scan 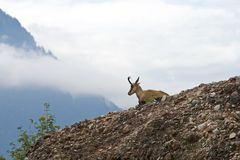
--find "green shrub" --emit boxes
[0,155,6,160]
[9,103,60,160]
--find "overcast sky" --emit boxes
[0,0,240,107]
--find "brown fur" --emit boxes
[128,77,168,105]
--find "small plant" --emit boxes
[9,103,60,160]
[0,155,6,160]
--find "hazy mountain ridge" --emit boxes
[0,8,56,58]
[27,76,240,160]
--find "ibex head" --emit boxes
[128,76,140,96]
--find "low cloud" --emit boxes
[161,0,240,9]
[0,44,129,107]
[0,0,240,107]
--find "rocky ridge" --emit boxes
[27,76,240,160]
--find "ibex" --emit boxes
[128,76,169,105]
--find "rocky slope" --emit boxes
[27,76,240,160]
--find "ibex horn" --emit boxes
[135,77,140,83]
[128,76,132,85]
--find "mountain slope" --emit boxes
[0,87,120,159]
[0,8,56,58]
[27,76,240,160]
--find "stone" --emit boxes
[236,77,240,86]
[231,153,240,160]
[230,91,240,104]
[185,133,200,143]
[88,123,94,129]
[229,132,236,139]
[212,128,219,135]
[161,95,167,102]
[198,122,207,130]
[226,102,231,107]
[196,90,202,96]
[189,117,194,124]
[214,105,221,110]
[210,92,216,98]
[192,100,199,104]
[164,153,173,160]
[191,100,199,107]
